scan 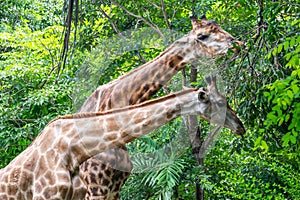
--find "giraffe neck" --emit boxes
[50,88,204,168]
[79,35,207,113]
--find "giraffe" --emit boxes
[76,15,243,199]
[0,76,245,199]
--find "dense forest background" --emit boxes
[0,0,299,199]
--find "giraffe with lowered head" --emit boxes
[76,15,243,199]
[0,76,245,199]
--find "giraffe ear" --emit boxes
[199,14,208,27]
[190,15,202,30]
[206,75,218,94]
[198,89,209,102]
[191,14,208,29]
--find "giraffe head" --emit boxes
[198,76,245,135]
[189,14,242,57]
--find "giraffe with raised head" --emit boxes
[0,76,245,199]
[76,15,243,199]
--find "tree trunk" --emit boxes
[182,65,205,200]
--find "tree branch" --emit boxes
[181,68,187,86]
[160,0,171,30]
[145,0,160,9]
[111,0,165,38]
[38,39,57,69]
[170,0,186,22]
[99,2,125,38]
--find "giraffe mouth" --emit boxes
[234,124,246,135]
[225,117,246,136]
[229,41,243,53]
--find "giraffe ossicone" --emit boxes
[0,76,245,199]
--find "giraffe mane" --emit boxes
[99,34,191,86]
[50,88,199,124]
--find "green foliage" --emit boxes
[198,130,300,199]
[210,1,300,198]
[1,0,300,199]
[263,31,300,164]
[264,70,300,145]
[0,23,76,168]
[212,152,300,199]
[122,119,191,200]
[0,0,63,30]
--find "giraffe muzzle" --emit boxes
[229,40,243,53]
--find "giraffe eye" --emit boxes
[217,100,226,107]
[197,34,209,40]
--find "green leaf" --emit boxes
[291,54,299,66]
[282,132,291,147]
[263,91,270,97]
[281,100,287,107]
[254,136,262,148]
[291,19,300,26]
[291,84,299,94]
[267,112,277,123]
[285,114,290,122]
[297,36,300,44]
[272,48,277,56]
[285,52,292,61]
[284,41,289,50]
[287,90,294,100]
[296,121,300,131]
[290,135,296,144]
[266,52,272,59]
[292,129,298,137]
[278,117,284,126]
[260,140,269,152]
[277,44,283,53]
[288,119,296,130]
[290,37,296,47]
